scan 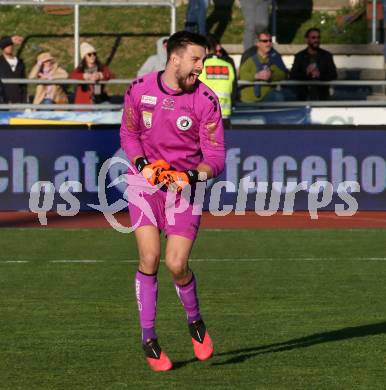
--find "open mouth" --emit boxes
[188,71,200,83]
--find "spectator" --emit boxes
[28,52,68,105]
[0,79,5,103]
[199,34,236,119]
[70,42,114,104]
[211,37,237,87]
[239,31,288,103]
[137,37,168,77]
[206,0,234,43]
[0,35,27,103]
[185,0,208,35]
[290,28,337,100]
[240,0,271,51]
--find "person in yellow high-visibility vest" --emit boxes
[199,35,236,119]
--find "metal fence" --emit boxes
[1,78,386,110]
[0,0,177,67]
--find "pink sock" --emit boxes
[174,273,201,324]
[135,270,158,343]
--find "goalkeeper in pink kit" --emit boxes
[120,31,225,371]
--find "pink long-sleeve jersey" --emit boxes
[120,71,225,177]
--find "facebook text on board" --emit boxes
[1,147,383,195]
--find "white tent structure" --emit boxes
[0,0,177,66]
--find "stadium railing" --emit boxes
[2,78,386,109]
[0,0,177,67]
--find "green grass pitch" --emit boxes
[1,228,386,389]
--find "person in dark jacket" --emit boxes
[206,0,234,43]
[290,28,337,100]
[0,35,27,103]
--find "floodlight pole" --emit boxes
[372,0,377,43]
[171,0,176,34]
[74,4,80,67]
[271,0,277,43]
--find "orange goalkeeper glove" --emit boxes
[158,169,204,193]
[134,157,170,186]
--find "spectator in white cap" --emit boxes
[29,51,69,105]
[70,41,114,104]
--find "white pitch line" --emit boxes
[191,257,386,262]
[50,260,105,263]
[1,257,386,264]
[2,260,30,263]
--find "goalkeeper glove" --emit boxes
[134,157,170,186]
[158,169,205,193]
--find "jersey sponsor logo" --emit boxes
[141,95,157,105]
[180,105,194,114]
[162,97,175,110]
[205,65,229,80]
[135,279,142,311]
[142,111,152,128]
[176,116,193,131]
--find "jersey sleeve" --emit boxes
[120,84,144,162]
[199,91,226,177]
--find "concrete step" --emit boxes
[222,43,384,55]
[313,0,358,11]
[338,68,386,79]
[367,92,386,99]
[278,0,357,12]
[226,43,386,79]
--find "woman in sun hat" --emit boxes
[28,51,68,105]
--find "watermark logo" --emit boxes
[28,156,361,233]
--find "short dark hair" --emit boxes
[166,31,209,62]
[0,36,13,49]
[305,27,320,38]
[257,31,272,39]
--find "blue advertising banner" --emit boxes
[0,107,309,126]
[0,127,385,211]
[231,107,310,126]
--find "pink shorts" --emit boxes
[128,189,201,241]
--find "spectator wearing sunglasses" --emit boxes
[239,31,287,102]
[290,28,337,100]
[199,34,236,119]
[70,42,114,105]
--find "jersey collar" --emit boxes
[157,71,187,96]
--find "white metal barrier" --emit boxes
[0,0,177,67]
[3,78,386,86]
[1,78,386,109]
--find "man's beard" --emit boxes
[176,71,198,93]
[310,42,320,50]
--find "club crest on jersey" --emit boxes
[176,116,192,131]
[142,111,152,128]
[162,98,175,110]
[141,95,157,105]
